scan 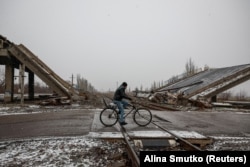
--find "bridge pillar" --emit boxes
[28,71,34,100]
[4,64,14,102]
[211,95,217,102]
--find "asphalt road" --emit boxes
[0,109,250,140]
[152,110,250,136]
[93,110,250,136]
[0,110,95,140]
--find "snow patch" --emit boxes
[0,136,125,166]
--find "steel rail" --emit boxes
[150,120,202,151]
[116,124,140,167]
[123,99,201,151]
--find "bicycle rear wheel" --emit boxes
[133,108,152,126]
[100,108,119,126]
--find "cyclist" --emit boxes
[113,82,132,125]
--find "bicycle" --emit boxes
[100,98,152,127]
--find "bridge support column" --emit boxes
[28,71,34,100]
[211,95,217,102]
[4,64,14,103]
[19,64,25,106]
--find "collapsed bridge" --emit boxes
[1,34,250,107]
[159,64,250,100]
[0,35,78,102]
[135,64,250,109]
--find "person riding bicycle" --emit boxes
[113,82,132,125]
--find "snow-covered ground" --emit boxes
[0,104,101,116]
[0,104,249,166]
[0,136,126,167]
[1,134,249,167]
[207,136,250,151]
[0,105,126,166]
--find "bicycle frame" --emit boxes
[123,104,137,118]
[110,102,136,118]
[100,98,152,126]
[103,97,146,119]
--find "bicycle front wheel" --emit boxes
[100,108,119,127]
[133,108,152,126]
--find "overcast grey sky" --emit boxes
[1,0,250,92]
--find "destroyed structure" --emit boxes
[0,35,79,104]
[1,34,250,109]
[135,64,250,109]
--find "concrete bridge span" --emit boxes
[0,35,78,102]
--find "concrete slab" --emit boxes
[88,132,123,139]
[128,130,172,138]
[170,130,207,139]
[88,130,207,139]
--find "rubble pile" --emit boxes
[133,91,212,111]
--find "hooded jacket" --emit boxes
[113,85,131,101]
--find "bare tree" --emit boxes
[168,75,179,84]
[76,74,96,92]
[140,84,143,91]
[235,90,247,101]
[33,82,52,93]
[151,81,157,91]
[185,57,197,76]
[218,91,232,101]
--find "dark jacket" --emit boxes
[113,86,131,101]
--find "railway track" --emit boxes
[117,123,140,167]
[149,120,202,151]
[115,117,203,167]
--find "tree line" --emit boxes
[148,57,202,91]
[75,74,96,93]
[0,67,96,94]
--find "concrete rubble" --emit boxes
[133,64,250,111]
